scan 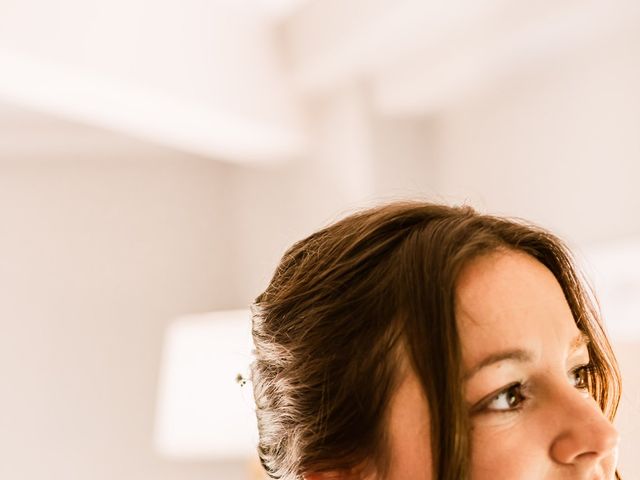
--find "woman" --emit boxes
[250,202,621,479]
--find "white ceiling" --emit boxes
[1,0,639,164]
[0,0,307,164]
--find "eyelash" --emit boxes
[474,364,593,414]
[570,363,593,391]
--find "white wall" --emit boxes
[430,28,640,245]
[0,126,248,479]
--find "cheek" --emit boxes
[386,406,432,480]
[385,375,433,480]
[470,418,548,480]
[470,411,620,479]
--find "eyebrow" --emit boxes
[464,349,534,381]
[464,332,590,382]
[569,331,590,353]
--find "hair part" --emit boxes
[250,201,621,479]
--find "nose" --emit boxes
[549,388,620,467]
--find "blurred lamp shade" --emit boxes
[154,309,257,460]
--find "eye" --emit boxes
[569,364,592,391]
[478,382,529,413]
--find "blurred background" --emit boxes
[1,0,639,478]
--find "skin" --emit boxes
[454,250,619,479]
[306,250,619,480]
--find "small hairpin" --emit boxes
[235,373,247,387]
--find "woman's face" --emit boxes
[384,250,619,479]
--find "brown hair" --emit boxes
[250,201,621,479]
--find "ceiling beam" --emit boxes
[0,1,306,164]
[283,0,640,114]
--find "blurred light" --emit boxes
[582,239,640,341]
[154,310,257,460]
[213,0,308,20]
[251,0,308,19]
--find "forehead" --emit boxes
[455,250,581,365]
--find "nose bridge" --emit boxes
[548,380,620,465]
